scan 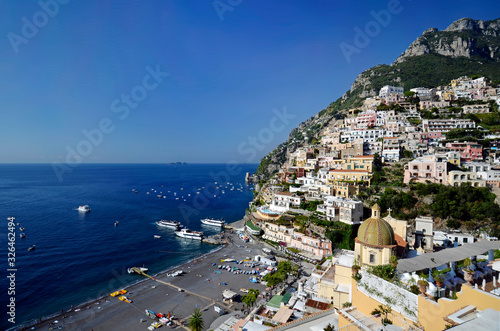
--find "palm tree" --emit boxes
[188,308,204,331]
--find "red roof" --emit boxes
[305,299,329,310]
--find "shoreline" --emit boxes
[13,221,249,331]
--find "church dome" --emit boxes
[357,204,395,246]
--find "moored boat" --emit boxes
[77,205,91,212]
[175,228,203,240]
[201,218,225,227]
[155,220,181,230]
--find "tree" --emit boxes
[188,308,204,331]
[242,289,260,308]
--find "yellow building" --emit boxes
[354,204,397,266]
[317,250,355,309]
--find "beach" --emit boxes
[22,220,272,331]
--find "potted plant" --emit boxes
[462,258,474,286]
[417,279,429,296]
[352,263,361,276]
[390,255,398,268]
[434,274,444,287]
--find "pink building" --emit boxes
[404,155,448,184]
[419,132,443,144]
[445,142,483,161]
[356,111,377,129]
[290,232,332,257]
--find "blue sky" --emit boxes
[0,0,498,164]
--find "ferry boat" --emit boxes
[175,228,203,240]
[77,205,91,212]
[200,218,225,227]
[155,220,181,230]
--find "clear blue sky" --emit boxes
[0,0,498,163]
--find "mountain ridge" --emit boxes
[254,17,500,179]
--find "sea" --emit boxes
[0,163,257,330]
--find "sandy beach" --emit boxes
[20,220,273,331]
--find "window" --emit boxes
[463,238,468,243]
[369,254,375,263]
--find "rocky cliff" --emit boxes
[394,18,500,63]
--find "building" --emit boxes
[381,137,401,162]
[448,170,486,187]
[269,191,302,213]
[445,141,483,161]
[290,232,333,257]
[379,85,404,98]
[354,204,397,266]
[322,196,364,225]
[403,155,448,184]
[422,118,476,132]
[463,104,490,114]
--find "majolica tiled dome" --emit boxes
[357,204,395,246]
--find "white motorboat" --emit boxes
[156,220,181,230]
[200,218,225,227]
[77,205,91,212]
[175,228,203,240]
[154,235,161,239]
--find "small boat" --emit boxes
[157,195,163,198]
[132,189,138,193]
[77,205,91,212]
[114,221,119,226]
[156,220,181,230]
[28,245,35,251]
[128,267,148,274]
[175,228,203,240]
[201,218,225,227]
[20,233,26,239]
[110,289,127,297]
[119,295,132,303]
[154,235,161,239]
[20,227,25,231]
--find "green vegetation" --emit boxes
[241,289,260,308]
[299,200,322,211]
[376,183,500,237]
[326,222,358,250]
[445,128,484,140]
[368,264,397,282]
[262,260,297,286]
[188,308,204,331]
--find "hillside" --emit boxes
[254,17,500,179]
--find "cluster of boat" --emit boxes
[154,218,225,240]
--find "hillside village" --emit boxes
[235,75,500,330]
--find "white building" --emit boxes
[379,85,404,98]
[340,128,393,143]
[433,231,475,246]
[269,191,302,213]
[410,87,432,97]
[322,196,364,225]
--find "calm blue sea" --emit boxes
[0,163,256,329]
